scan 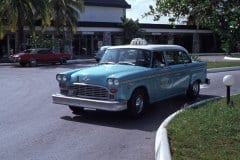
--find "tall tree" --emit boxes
[0,0,49,52]
[145,0,240,53]
[0,0,84,53]
[121,16,145,44]
[49,0,84,35]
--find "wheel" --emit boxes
[20,62,27,67]
[69,106,85,115]
[187,81,200,100]
[29,59,37,67]
[127,89,148,118]
[59,59,66,65]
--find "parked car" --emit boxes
[52,39,209,118]
[9,48,72,67]
[94,46,111,62]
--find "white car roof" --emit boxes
[108,44,188,53]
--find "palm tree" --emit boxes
[0,0,49,52]
[0,0,84,53]
[49,0,84,35]
[48,0,84,53]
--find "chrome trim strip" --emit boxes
[73,83,108,90]
[52,94,127,111]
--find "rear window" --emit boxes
[165,50,191,65]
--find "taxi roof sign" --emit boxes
[130,38,148,45]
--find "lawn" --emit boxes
[207,61,240,68]
[167,95,240,160]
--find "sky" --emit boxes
[125,0,169,24]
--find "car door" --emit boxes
[39,49,54,63]
[34,49,47,63]
[151,51,173,101]
[165,50,191,95]
[45,50,56,62]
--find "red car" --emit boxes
[9,48,72,67]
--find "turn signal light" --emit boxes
[59,83,66,89]
[110,88,117,94]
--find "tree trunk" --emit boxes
[15,26,24,53]
[15,18,25,53]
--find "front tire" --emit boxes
[187,81,200,100]
[69,106,85,115]
[59,59,66,65]
[127,89,148,118]
[20,62,27,67]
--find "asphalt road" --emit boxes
[0,62,239,160]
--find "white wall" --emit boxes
[79,6,125,23]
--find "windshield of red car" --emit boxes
[23,49,33,53]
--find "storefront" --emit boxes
[0,22,220,58]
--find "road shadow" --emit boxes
[61,94,218,132]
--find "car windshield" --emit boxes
[100,46,110,51]
[23,49,34,53]
[100,48,152,67]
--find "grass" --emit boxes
[167,95,240,160]
[207,61,240,68]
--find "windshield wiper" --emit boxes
[118,62,135,66]
[100,62,115,65]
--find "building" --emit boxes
[0,0,219,58]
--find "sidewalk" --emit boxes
[0,56,96,66]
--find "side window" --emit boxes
[165,50,191,65]
[136,50,151,67]
[153,51,165,68]
[165,50,180,65]
[37,50,45,54]
[38,49,50,54]
[178,51,191,64]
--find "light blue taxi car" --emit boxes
[52,39,209,118]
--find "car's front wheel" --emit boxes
[59,59,66,65]
[20,62,27,67]
[69,106,85,115]
[187,80,200,100]
[127,89,148,118]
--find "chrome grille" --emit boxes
[68,83,109,100]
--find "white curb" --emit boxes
[224,56,240,61]
[155,97,221,160]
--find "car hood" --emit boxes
[13,53,27,57]
[69,64,149,86]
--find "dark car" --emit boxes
[94,46,111,62]
[9,48,72,67]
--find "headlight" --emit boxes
[56,74,68,82]
[108,78,119,86]
[114,79,119,85]
[108,79,114,85]
[56,74,62,81]
[62,75,67,81]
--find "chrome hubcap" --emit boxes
[135,96,144,113]
[193,82,199,95]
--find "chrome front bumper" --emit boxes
[52,94,127,111]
